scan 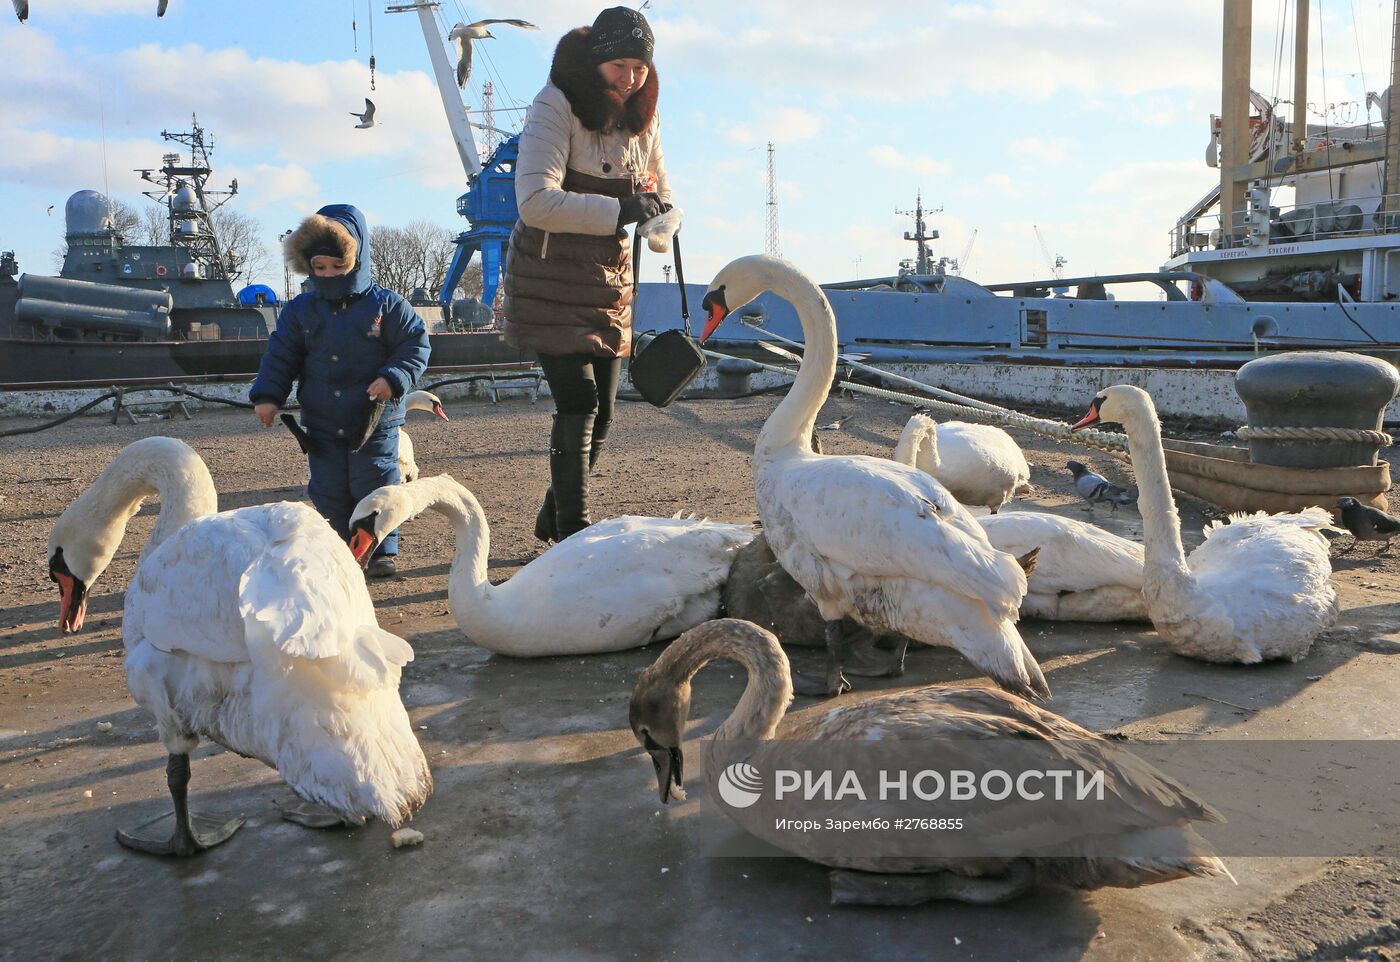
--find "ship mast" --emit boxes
[896,192,940,275]
[1219,0,1400,242]
[136,115,239,280]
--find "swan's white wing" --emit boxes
[979,512,1144,593]
[1185,517,1338,658]
[477,517,756,654]
[235,503,407,683]
[124,511,264,665]
[770,454,1025,612]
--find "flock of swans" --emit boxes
[46,253,1344,903]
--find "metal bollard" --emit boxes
[716,357,764,397]
[1234,351,1399,467]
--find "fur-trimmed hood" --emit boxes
[285,204,372,300]
[549,27,658,134]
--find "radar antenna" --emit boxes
[136,114,239,280]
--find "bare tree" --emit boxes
[370,221,463,298]
[108,199,142,243]
[136,203,170,246]
[210,208,272,285]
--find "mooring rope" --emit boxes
[701,347,1133,454]
[1234,425,1393,445]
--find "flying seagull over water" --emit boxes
[449,19,538,87]
[12,0,27,23]
[350,98,376,129]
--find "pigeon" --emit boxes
[12,0,26,23]
[350,98,376,129]
[157,0,168,15]
[448,18,538,87]
[816,415,853,431]
[1335,496,1400,554]
[1066,459,1137,511]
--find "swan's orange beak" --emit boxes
[699,287,729,343]
[348,515,379,567]
[49,549,87,634]
[433,403,449,421]
[1070,403,1100,432]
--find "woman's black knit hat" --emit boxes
[589,6,653,65]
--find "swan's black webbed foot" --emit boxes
[116,754,244,857]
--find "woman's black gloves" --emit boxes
[617,192,664,229]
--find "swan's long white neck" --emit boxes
[753,263,839,464]
[387,476,492,605]
[1116,394,1191,584]
[893,415,939,470]
[57,439,217,579]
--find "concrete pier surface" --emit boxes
[2,394,1398,961]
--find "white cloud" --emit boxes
[984,173,1021,197]
[1006,137,1074,163]
[728,106,823,145]
[868,145,953,177]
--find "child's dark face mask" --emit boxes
[311,267,360,302]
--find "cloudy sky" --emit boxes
[0,0,1394,293]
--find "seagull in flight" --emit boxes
[449,19,538,87]
[350,98,376,130]
[11,0,27,23]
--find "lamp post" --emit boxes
[278,228,293,303]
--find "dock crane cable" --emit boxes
[368,0,377,90]
[351,0,358,52]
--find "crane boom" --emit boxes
[387,1,482,178]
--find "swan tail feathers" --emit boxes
[262,669,432,828]
[970,623,1050,701]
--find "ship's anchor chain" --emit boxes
[1234,425,1393,446]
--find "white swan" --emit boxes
[348,475,757,657]
[894,413,1032,512]
[47,437,431,855]
[399,389,449,484]
[976,513,1148,622]
[1073,385,1339,662]
[699,255,1047,699]
[888,418,1148,622]
[631,620,1231,904]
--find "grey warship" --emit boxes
[0,118,522,388]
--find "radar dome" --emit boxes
[65,190,115,237]
[172,185,198,213]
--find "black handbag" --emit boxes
[628,230,706,407]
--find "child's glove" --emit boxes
[617,192,664,229]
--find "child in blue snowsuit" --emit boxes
[250,204,431,577]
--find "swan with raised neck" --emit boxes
[1073,384,1338,662]
[699,254,1047,698]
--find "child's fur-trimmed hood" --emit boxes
[549,26,658,134]
[285,213,360,277]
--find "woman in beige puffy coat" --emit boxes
[502,6,671,542]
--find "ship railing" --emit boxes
[1169,191,1400,257]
